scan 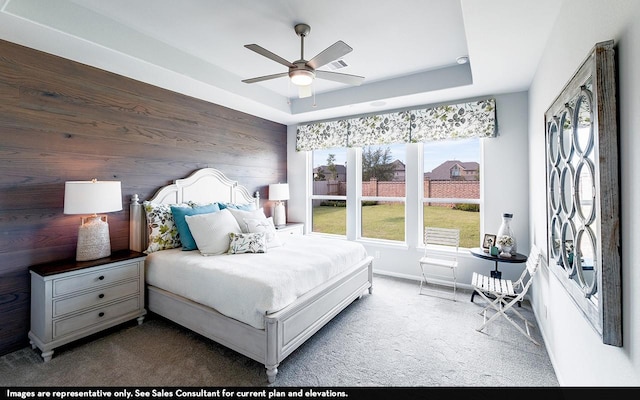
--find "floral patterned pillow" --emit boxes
[143,201,190,253]
[228,232,266,254]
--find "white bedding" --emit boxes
[145,235,368,329]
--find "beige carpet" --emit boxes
[0,275,558,387]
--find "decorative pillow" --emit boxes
[228,232,267,254]
[185,209,242,256]
[219,202,256,211]
[143,201,191,254]
[171,203,220,251]
[244,216,282,248]
[226,207,267,231]
[186,201,221,208]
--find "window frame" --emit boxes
[307,141,483,250]
[309,148,348,238]
[358,144,407,244]
[419,141,482,249]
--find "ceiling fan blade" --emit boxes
[298,85,313,98]
[242,72,288,84]
[245,44,295,68]
[315,70,364,86]
[307,40,353,69]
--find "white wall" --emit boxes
[528,0,640,386]
[286,91,530,289]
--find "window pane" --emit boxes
[361,144,406,241]
[362,144,406,196]
[423,138,480,199]
[312,148,347,196]
[423,203,480,249]
[312,148,347,235]
[361,201,405,241]
[312,199,346,235]
[423,138,481,248]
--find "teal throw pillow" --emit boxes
[220,202,256,211]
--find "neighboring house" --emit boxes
[389,160,405,182]
[314,164,346,181]
[424,160,479,181]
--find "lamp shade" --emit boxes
[269,183,289,201]
[64,180,122,215]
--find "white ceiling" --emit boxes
[0,0,562,125]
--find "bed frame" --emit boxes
[129,168,373,383]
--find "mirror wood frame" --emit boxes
[543,40,621,346]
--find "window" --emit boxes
[309,140,482,248]
[299,98,495,248]
[311,148,347,236]
[360,144,406,242]
[422,138,481,249]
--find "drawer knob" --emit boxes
[98,312,105,317]
[98,294,105,299]
[98,276,105,280]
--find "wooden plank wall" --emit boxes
[0,39,287,356]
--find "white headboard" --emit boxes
[129,168,260,252]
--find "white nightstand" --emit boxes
[28,250,147,362]
[275,222,304,242]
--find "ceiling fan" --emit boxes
[242,23,364,98]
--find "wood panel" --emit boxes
[0,39,287,356]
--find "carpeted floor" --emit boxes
[0,275,558,387]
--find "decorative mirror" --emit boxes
[544,40,621,346]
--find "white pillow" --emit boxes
[244,216,282,248]
[185,209,242,256]
[226,207,268,232]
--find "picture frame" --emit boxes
[482,234,497,250]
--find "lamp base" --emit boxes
[76,215,111,261]
[273,202,286,227]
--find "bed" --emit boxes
[129,168,373,383]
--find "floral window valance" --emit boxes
[296,98,496,151]
[294,119,349,150]
[348,111,411,147]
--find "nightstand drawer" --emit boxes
[275,223,304,242]
[53,262,140,297]
[280,226,303,235]
[53,279,140,317]
[53,296,141,338]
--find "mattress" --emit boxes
[145,235,369,329]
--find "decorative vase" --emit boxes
[497,213,516,255]
[500,245,512,257]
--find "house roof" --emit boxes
[0,0,562,125]
[389,160,405,170]
[425,160,479,180]
[314,164,346,175]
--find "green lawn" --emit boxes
[312,203,480,248]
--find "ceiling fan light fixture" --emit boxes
[290,69,315,86]
[242,23,363,90]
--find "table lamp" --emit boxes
[64,179,122,261]
[269,183,289,227]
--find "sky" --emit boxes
[312,137,480,172]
